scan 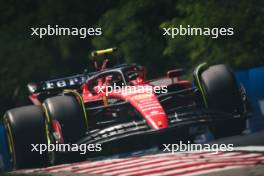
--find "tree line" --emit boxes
[0,0,263,115]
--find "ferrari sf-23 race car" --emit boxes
[2,48,249,169]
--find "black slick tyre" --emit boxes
[43,96,86,144]
[200,64,246,137]
[3,105,48,169]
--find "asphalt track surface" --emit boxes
[11,131,264,176]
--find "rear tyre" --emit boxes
[200,64,246,137]
[43,96,86,144]
[3,105,48,169]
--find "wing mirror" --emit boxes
[167,69,184,83]
[167,69,184,78]
[27,82,38,94]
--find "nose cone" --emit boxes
[129,93,168,129]
[146,112,168,129]
[158,120,163,128]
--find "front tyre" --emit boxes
[3,105,49,169]
[43,95,87,144]
[199,64,246,137]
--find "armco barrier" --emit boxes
[236,66,264,132]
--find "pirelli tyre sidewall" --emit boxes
[43,95,86,144]
[3,105,48,169]
[200,64,246,137]
[200,64,244,113]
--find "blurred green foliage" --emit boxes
[161,0,264,69]
[0,0,263,114]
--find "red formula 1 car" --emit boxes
[2,48,249,169]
